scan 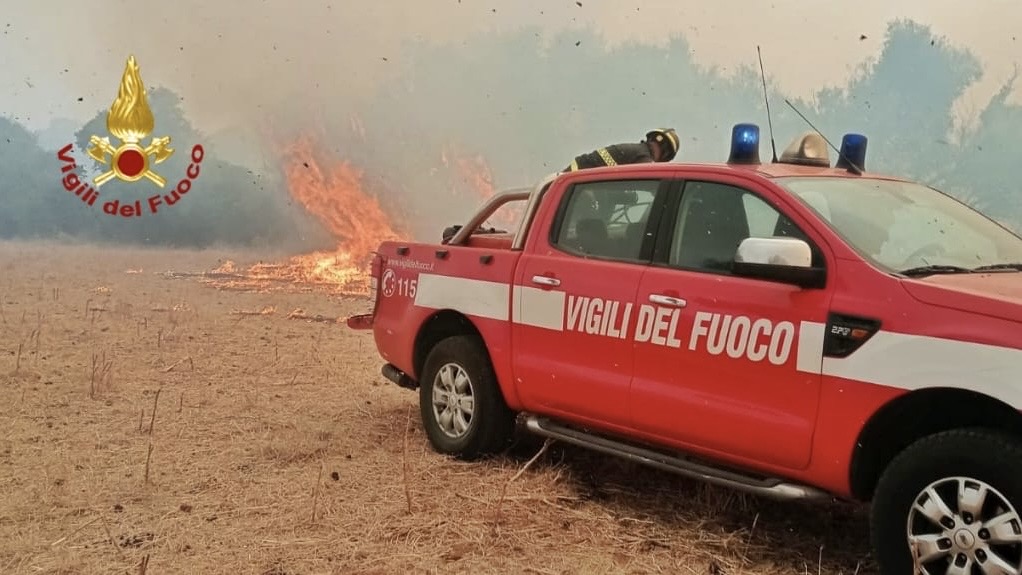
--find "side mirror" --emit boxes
[733,237,826,288]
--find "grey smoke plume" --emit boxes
[2,18,1020,249]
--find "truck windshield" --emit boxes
[774,176,1022,275]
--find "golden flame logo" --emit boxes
[86,55,174,188]
[107,55,154,143]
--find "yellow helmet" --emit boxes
[646,128,679,161]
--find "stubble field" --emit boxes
[0,240,875,574]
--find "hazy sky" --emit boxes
[2,0,1020,136]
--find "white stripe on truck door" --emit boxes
[512,285,565,331]
[795,321,827,375]
[408,274,1022,409]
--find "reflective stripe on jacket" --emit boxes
[565,142,655,171]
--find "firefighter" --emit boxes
[564,128,680,172]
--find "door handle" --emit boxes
[649,294,687,307]
[531,275,561,287]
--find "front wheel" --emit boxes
[418,335,515,460]
[871,429,1022,574]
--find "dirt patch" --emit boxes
[0,239,875,574]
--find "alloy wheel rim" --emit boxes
[907,476,1022,574]
[431,363,475,439]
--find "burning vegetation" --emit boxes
[168,134,507,298]
[195,134,407,297]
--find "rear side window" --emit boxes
[551,179,662,262]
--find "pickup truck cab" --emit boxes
[348,124,1022,574]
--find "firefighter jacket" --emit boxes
[565,141,655,172]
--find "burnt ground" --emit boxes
[0,240,875,574]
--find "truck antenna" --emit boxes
[757,46,778,164]
[783,98,863,175]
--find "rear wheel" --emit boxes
[418,335,515,460]
[871,429,1022,574]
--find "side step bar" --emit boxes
[382,363,418,390]
[521,414,832,502]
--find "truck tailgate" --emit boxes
[369,239,523,384]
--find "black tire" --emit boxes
[871,428,1022,574]
[418,335,515,460]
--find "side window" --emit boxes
[668,181,814,272]
[743,194,780,237]
[552,179,661,261]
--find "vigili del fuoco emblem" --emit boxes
[86,55,174,188]
[55,53,206,218]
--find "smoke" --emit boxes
[2,13,1022,249]
[4,2,578,137]
[293,18,1021,239]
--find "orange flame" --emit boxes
[202,133,408,297]
[193,126,517,298]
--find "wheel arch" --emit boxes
[849,386,1022,501]
[413,309,485,380]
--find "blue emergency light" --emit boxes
[727,123,761,164]
[835,133,867,172]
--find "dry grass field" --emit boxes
[0,240,876,574]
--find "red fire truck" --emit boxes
[348,124,1022,574]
